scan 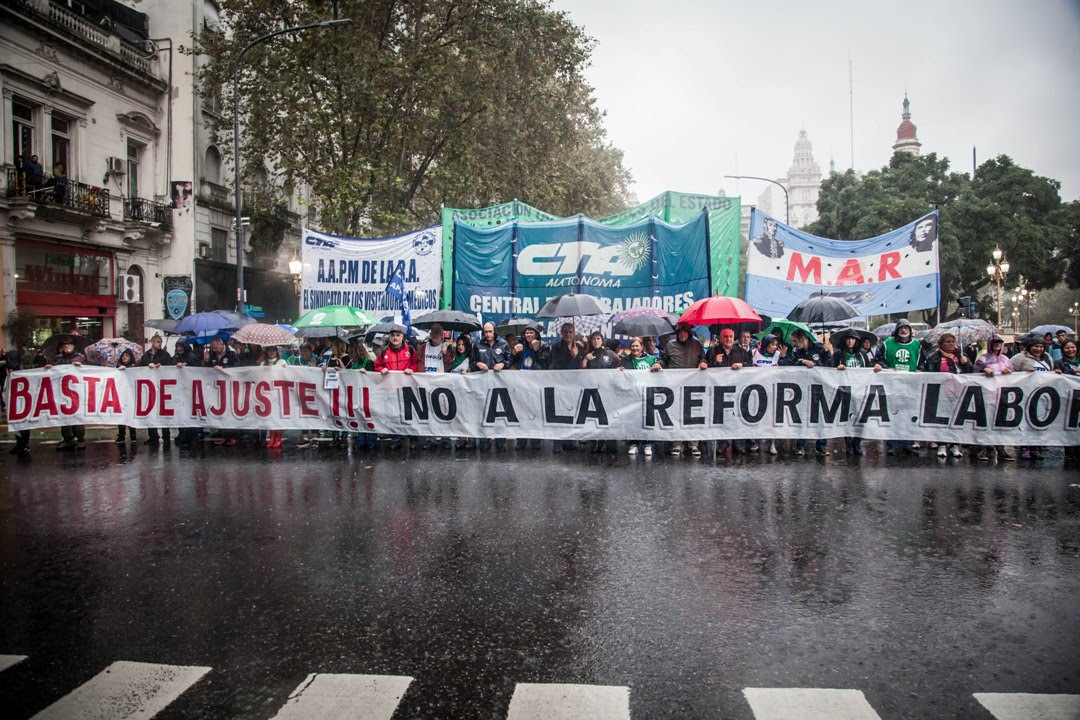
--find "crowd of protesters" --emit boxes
[3,319,1078,466]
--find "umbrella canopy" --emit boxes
[1030,324,1075,336]
[412,309,482,333]
[495,318,534,336]
[232,323,297,346]
[84,338,143,366]
[924,318,997,347]
[175,311,237,337]
[41,333,94,359]
[536,293,606,318]
[608,307,681,327]
[757,319,818,345]
[144,318,180,334]
[613,315,675,338]
[787,294,859,327]
[678,296,762,326]
[210,310,257,328]
[294,305,374,329]
[830,327,877,348]
[873,323,896,339]
[296,326,355,339]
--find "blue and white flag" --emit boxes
[744,210,940,318]
[386,263,411,328]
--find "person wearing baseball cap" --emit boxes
[659,322,708,457]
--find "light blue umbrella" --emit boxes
[174,312,236,337]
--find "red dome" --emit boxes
[896,119,918,140]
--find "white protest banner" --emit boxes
[300,225,441,316]
[7,367,1080,445]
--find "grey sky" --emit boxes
[553,0,1080,205]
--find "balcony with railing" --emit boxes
[123,197,173,230]
[6,168,110,219]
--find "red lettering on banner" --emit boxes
[331,387,341,416]
[209,380,227,416]
[8,377,30,421]
[835,259,865,286]
[190,381,206,417]
[232,381,252,416]
[100,378,121,414]
[60,374,80,415]
[84,375,101,409]
[786,252,822,284]
[878,251,901,281]
[253,381,271,418]
[298,382,318,417]
[136,379,156,417]
[159,379,176,417]
[34,378,58,417]
[272,380,295,415]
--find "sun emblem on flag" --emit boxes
[617,231,652,271]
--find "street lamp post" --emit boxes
[232,18,352,313]
[288,252,303,319]
[985,247,1010,328]
[724,174,789,225]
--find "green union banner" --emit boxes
[440,191,741,308]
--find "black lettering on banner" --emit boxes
[431,388,457,421]
[576,389,608,426]
[682,386,706,425]
[740,385,767,424]
[1068,389,1080,430]
[1027,387,1059,429]
[544,387,575,425]
[857,385,889,424]
[920,384,950,426]
[401,387,429,422]
[711,386,736,424]
[994,387,1024,428]
[810,384,851,424]
[644,387,675,428]
[774,383,802,425]
[951,386,988,428]
[484,388,519,425]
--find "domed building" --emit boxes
[892,95,922,155]
[756,129,822,228]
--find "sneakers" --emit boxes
[643,444,653,457]
[998,450,1015,462]
[56,440,76,451]
[936,446,947,458]
[768,442,778,455]
[948,445,963,458]
[114,436,126,444]
[690,445,702,457]
[628,444,639,455]
[748,442,760,452]
[1020,448,1031,460]
[296,439,311,448]
[815,446,830,457]
[976,449,990,461]
[794,447,805,456]
[670,444,682,456]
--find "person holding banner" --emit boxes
[417,325,451,449]
[45,338,86,451]
[619,337,660,457]
[450,336,472,374]
[752,334,783,456]
[549,323,586,454]
[113,349,139,445]
[784,329,830,457]
[920,333,971,460]
[346,341,378,451]
[510,323,550,451]
[1056,339,1080,465]
[260,347,288,448]
[205,338,241,446]
[708,329,750,369]
[1011,335,1053,462]
[138,335,173,446]
[581,331,621,454]
[471,323,511,451]
[376,326,419,450]
[832,330,874,457]
[874,319,922,456]
[662,322,708,457]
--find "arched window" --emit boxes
[204,146,222,185]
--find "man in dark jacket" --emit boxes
[203,337,240,445]
[46,337,86,450]
[470,322,510,372]
[661,322,708,457]
[548,322,584,453]
[509,323,550,450]
[708,328,751,368]
[138,335,173,445]
[5,350,31,456]
[783,328,829,456]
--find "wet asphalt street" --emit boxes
[0,433,1078,719]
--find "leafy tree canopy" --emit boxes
[809,152,1074,321]
[195,0,633,237]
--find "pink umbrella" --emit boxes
[84,338,143,366]
[232,323,297,346]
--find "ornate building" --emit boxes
[892,94,922,156]
[756,130,822,228]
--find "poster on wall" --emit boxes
[170,181,192,210]
[162,276,193,319]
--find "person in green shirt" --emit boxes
[619,336,661,456]
[873,319,921,455]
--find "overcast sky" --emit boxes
[551,0,1080,205]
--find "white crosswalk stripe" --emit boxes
[269,673,413,720]
[973,693,1080,720]
[0,654,28,672]
[29,660,211,720]
[506,683,631,720]
[743,688,883,720]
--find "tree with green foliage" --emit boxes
[809,152,1072,323]
[194,0,632,237]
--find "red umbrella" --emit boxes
[677,296,762,327]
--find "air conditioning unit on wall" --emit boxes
[121,273,142,303]
[108,157,125,174]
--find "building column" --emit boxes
[0,227,17,347]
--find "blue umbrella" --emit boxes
[277,323,298,334]
[1030,324,1074,336]
[175,311,236,337]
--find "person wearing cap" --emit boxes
[416,324,453,449]
[832,330,873,457]
[374,326,419,450]
[873,319,922,456]
[661,321,707,457]
[510,323,550,451]
[781,328,830,456]
[45,337,86,450]
[1011,334,1053,461]
[137,335,174,446]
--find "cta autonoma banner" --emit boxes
[452,211,710,326]
[8,367,1079,445]
[300,226,442,316]
[745,209,941,318]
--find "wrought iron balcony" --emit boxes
[124,197,173,230]
[6,168,111,219]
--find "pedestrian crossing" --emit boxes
[2,657,1078,719]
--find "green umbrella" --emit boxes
[756,318,817,345]
[294,305,374,328]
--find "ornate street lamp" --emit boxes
[985,248,1010,328]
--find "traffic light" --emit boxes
[957,296,974,319]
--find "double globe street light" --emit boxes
[232,18,352,313]
[985,248,1010,328]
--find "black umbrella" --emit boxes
[495,318,534,336]
[210,309,257,328]
[831,326,877,347]
[787,294,860,329]
[536,292,606,318]
[41,333,94,359]
[412,310,482,333]
[144,318,180,334]
[613,315,675,337]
